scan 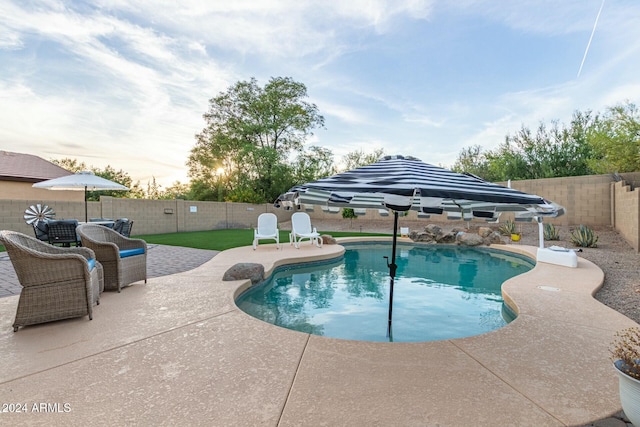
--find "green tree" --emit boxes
[341,148,385,171]
[452,109,596,181]
[452,145,493,179]
[189,77,325,202]
[51,158,143,200]
[188,178,218,201]
[145,178,190,200]
[588,102,640,173]
[292,146,336,183]
[163,182,191,200]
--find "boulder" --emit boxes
[321,234,337,245]
[484,231,506,245]
[456,232,484,247]
[478,226,493,238]
[424,224,443,239]
[223,263,265,284]
[412,231,436,243]
[437,231,458,244]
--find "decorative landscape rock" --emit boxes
[411,231,435,243]
[424,224,443,240]
[407,225,506,246]
[478,226,493,238]
[223,263,265,284]
[321,234,337,245]
[436,231,458,244]
[456,232,484,246]
[484,231,506,245]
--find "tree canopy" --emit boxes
[51,158,145,200]
[452,101,639,181]
[342,148,385,170]
[188,77,326,203]
[587,102,640,174]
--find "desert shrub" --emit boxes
[498,219,516,236]
[570,224,598,248]
[342,208,356,220]
[543,223,560,241]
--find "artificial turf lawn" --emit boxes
[135,229,390,251]
[0,229,389,253]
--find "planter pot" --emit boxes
[510,233,521,242]
[614,361,640,426]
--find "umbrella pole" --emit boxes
[386,210,400,338]
[84,186,88,223]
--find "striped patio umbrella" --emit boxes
[276,155,563,219]
[275,154,564,337]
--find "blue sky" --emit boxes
[1,0,639,188]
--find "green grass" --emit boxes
[135,229,390,251]
[0,229,390,253]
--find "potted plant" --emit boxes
[610,327,640,425]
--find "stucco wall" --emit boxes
[612,180,640,252]
[499,174,613,227]
[0,197,290,237]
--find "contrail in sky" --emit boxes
[577,0,605,78]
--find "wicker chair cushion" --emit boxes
[88,258,96,270]
[119,248,145,258]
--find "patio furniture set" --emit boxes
[32,218,134,247]
[0,223,147,332]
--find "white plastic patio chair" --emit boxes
[290,212,322,248]
[253,213,280,250]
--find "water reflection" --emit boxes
[236,244,533,342]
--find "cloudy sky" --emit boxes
[1,0,639,188]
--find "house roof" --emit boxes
[0,151,72,183]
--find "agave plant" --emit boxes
[498,219,517,236]
[570,224,599,248]
[543,223,560,241]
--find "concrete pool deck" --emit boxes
[0,238,637,426]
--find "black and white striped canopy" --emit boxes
[276,155,564,220]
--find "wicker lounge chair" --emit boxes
[77,224,147,292]
[0,230,103,332]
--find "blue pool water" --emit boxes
[236,243,534,342]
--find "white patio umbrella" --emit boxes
[33,171,129,222]
[275,155,564,336]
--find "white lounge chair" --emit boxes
[290,212,323,248]
[253,213,280,250]
[400,227,409,237]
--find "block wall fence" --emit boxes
[2,172,640,251]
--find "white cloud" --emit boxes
[317,100,371,125]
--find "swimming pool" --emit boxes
[236,243,535,342]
